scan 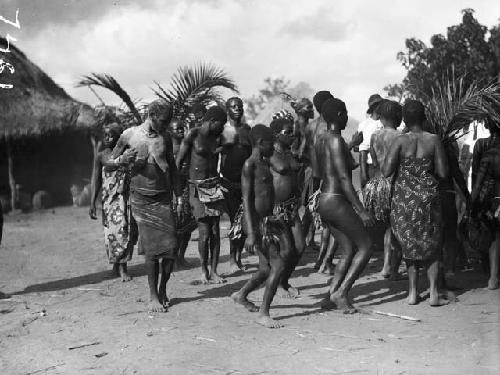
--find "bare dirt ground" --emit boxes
[0,206,499,375]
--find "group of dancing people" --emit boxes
[88,90,500,328]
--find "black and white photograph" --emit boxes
[0,1,499,374]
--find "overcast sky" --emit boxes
[1,0,500,120]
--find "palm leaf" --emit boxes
[77,73,143,125]
[153,63,239,121]
[425,74,500,144]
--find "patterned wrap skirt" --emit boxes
[188,177,227,220]
[363,176,392,224]
[101,168,137,264]
[390,157,442,261]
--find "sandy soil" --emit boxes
[0,207,499,375]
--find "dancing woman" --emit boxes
[90,123,137,281]
[383,100,449,306]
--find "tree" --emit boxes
[385,9,500,101]
[244,78,314,121]
[245,77,290,120]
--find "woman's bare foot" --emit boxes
[228,262,245,275]
[380,267,391,279]
[488,277,499,290]
[278,285,300,299]
[148,295,167,313]
[190,274,211,285]
[429,293,450,307]
[112,264,120,278]
[231,292,259,312]
[209,273,226,284]
[406,292,420,305]
[321,293,357,314]
[119,264,132,282]
[255,315,282,328]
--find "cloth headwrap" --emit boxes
[291,98,312,114]
[103,122,123,137]
[272,110,294,122]
[204,106,227,123]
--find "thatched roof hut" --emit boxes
[0,37,95,138]
[0,37,96,209]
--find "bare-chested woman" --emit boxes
[315,98,375,314]
[471,123,500,290]
[176,106,228,284]
[269,118,305,298]
[366,100,403,280]
[383,100,449,306]
[231,125,295,328]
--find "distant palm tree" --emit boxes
[153,63,239,122]
[77,73,143,125]
[425,74,500,144]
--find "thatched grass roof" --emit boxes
[0,37,96,139]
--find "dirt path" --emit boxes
[0,207,499,375]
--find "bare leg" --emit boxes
[315,226,330,269]
[428,259,450,306]
[256,242,287,328]
[175,233,192,269]
[488,231,499,290]
[389,233,404,281]
[324,228,354,295]
[195,221,211,284]
[279,218,303,298]
[406,261,419,305]
[208,217,225,283]
[319,195,373,314]
[319,233,336,275]
[229,238,246,274]
[232,251,269,312]
[119,263,132,282]
[381,226,392,278]
[158,258,175,308]
[146,258,165,312]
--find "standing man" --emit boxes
[221,97,252,273]
[358,94,384,190]
[111,100,182,313]
[176,106,228,284]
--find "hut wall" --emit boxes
[0,129,93,206]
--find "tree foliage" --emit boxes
[153,63,238,123]
[385,9,500,101]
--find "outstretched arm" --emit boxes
[382,137,402,178]
[164,135,182,198]
[471,154,490,204]
[176,129,195,170]
[241,159,258,251]
[433,136,448,180]
[332,138,364,212]
[89,153,102,219]
[369,133,379,170]
[447,143,470,201]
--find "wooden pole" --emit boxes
[6,138,16,212]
